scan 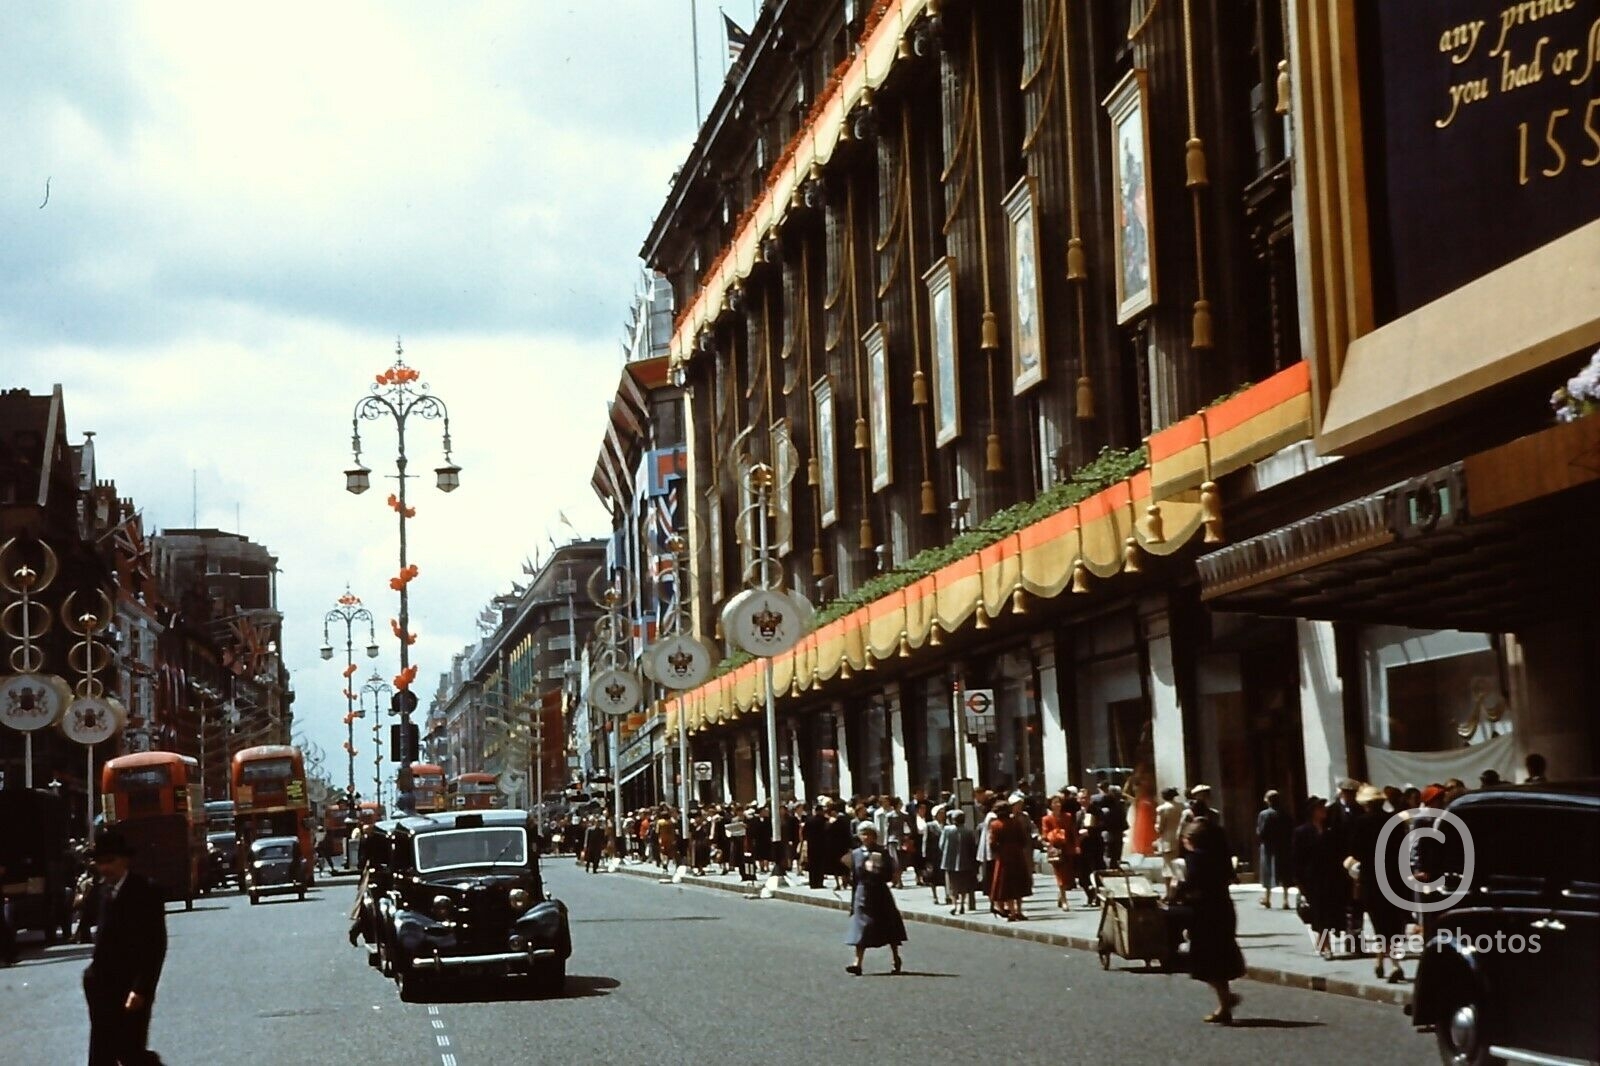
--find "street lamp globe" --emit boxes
[434,462,462,493]
[344,465,372,495]
[319,645,334,661]
[365,642,380,659]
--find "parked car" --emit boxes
[366,810,570,1001]
[243,836,308,905]
[206,831,239,890]
[1411,781,1599,1066]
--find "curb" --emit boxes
[606,863,1411,1008]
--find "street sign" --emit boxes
[390,690,419,717]
[693,760,714,782]
[962,688,995,740]
[963,689,995,715]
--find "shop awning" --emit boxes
[1198,416,1600,631]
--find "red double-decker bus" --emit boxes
[411,763,447,813]
[449,772,501,810]
[101,752,205,910]
[231,745,313,887]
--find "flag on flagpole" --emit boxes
[724,12,750,62]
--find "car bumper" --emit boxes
[410,947,559,973]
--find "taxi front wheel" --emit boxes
[1435,999,1492,1066]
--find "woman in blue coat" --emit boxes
[844,822,907,975]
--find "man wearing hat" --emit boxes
[83,828,167,1065]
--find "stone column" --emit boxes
[834,702,855,800]
[1032,634,1070,792]
[1142,611,1189,796]
[886,683,910,800]
[1297,619,1348,796]
[720,739,733,805]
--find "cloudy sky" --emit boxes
[2,3,748,788]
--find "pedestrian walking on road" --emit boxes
[1255,790,1293,910]
[843,822,906,975]
[1176,816,1244,1025]
[83,829,167,1065]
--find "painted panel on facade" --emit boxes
[1004,176,1047,394]
[923,256,961,446]
[1105,70,1156,324]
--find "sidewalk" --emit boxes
[602,857,1412,1007]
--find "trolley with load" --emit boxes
[1094,868,1170,971]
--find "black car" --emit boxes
[366,810,570,1001]
[1411,782,1599,1066]
[244,836,309,904]
[206,831,239,890]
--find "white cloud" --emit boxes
[0,1,737,780]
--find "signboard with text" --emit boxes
[1358,0,1600,321]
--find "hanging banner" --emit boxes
[0,674,72,732]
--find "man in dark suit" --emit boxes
[83,829,166,1066]
[802,801,830,888]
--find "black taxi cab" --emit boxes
[360,810,570,1001]
[1411,782,1599,1066]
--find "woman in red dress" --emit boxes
[988,795,1034,922]
[1040,794,1077,910]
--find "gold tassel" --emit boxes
[811,545,827,577]
[854,416,869,450]
[1146,504,1166,544]
[789,673,801,697]
[981,311,1000,351]
[1066,237,1087,281]
[911,369,929,406]
[1275,60,1290,115]
[898,34,913,60]
[790,187,804,211]
[858,516,874,552]
[986,432,1003,472]
[807,455,820,486]
[839,660,854,680]
[714,618,725,641]
[1123,537,1142,573]
[1200,480,1224,543]
[863,650,876,671]
[1076,375,1095,420]
[897,632,911,658]
[1185,137,1209,188]
[974,603,990,629]
[1011,586,1028,614]
[1192,299,1214,349]
[920,480,937,516]
[1071,560,1090,593]
[928,620,943,646]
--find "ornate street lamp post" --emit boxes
[344,343,460,814]
[321,589,377,868]
[361,671,392,813]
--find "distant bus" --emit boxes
[410,763,448,813]
[204,799,235,833]
[101,752,205,909]
[231,745,312,886]
[449,772,501,810]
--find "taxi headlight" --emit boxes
[508,889,532,913]
[431,894,455,921]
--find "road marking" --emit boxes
[437,1035,451,1048]
[441,1057,457,1066]
[428,1005,439,1015]
[432,1020,445,1029]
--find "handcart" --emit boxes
[1093,869,1170,970]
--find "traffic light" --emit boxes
[390,722,419,764]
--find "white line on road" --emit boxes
[432,1020,445,1029]
[437,1035,451,1048]
[441,1056,457,1066]
[428,1005,440,1015]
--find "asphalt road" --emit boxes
[2,863,1439,1066]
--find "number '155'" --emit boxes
[1517,99,1600,184]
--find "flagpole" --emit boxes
[690,0,703,126]
[720,6,729,77]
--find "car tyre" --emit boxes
[297,888,306,901]
[1435,997,1492,1066]
[535,960,566,997]
[397,967,429,1003]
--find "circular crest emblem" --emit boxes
[589,668,642,717]
[648,633,717,691]
[0,673,72,733]
[724,588,806,657]
[61,696,122,745]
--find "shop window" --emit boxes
[907,677,956,799]
[1361,626,1510,753]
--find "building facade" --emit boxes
[611,0,1595,850]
